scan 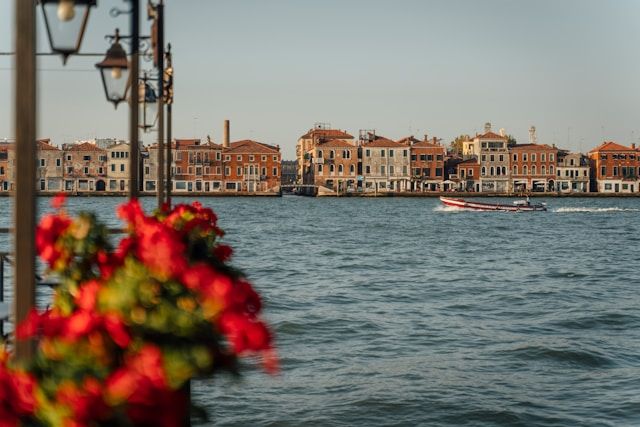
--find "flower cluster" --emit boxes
[1,196,275,426]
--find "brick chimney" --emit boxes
[223,120,230,148]
[632,143,637,149]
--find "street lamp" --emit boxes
[39,0,96,64]
[95,29,130,108]
[139,75,158,132]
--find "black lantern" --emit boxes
[139,76,158,132]
[95,30,131,108]
[39,0,96,64]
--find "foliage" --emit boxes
[449,134,470,155]
[507,135,517,146]
[1,196,276,426]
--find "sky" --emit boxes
[1,0,640,159]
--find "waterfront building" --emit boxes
[172,138,224,192]
[0,141,13,192]
[62,141,108,192]
[405,136,446,191]
[223,139,282,192]
[509,143,558,192]
[474,123,511,193]
[361,135,411,192]
[106,142,132,192]
[297,124,354,186]
[556,151,590,193]
[588,141,640,193]
[452,158,480,192]
[36,139,64,192]
[309,139,358,193]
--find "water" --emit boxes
[1,196,640,426]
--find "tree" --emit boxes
[449,134,470,155]
[507,135,517,146]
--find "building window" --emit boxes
[389,150,394,158]
[403,165,407,175]
[318,150,323,158]
[120,164,125,172]
[56,158,61,167]
[380,165,385,174]
[481,167,486,176]
[272,156,278,161]
[237,155,242,161]
[389,165,394,175]
[513,153,517,161]
[523,165,528,175]
[330,150,335,159]
[601,166,606,176]
[420,155,426,161]
[531,153,536,162]
[490,155,495,162]
[216,152,221,160]
[261,155,266,161]
[366,149,371,157]
[550,153,554,162]
[365,165,371,174]
[350,165,355,174]
[237,167,242,176]
[523,153,528,161]
[542,165,546,175]
[272,167,277,176]
[67,167,73,174]
[468,169,473,177]
[39,159,45,167]
[481,155,486,162]
[541,153,546,162]
[381,150,385,158]
[513,165,518,175]
[83,155,91,161]
[225,167,230,175]
[83,167,89,174]
[66,155,71,161]
[225,155,231,161]
[338,164,344,173]
[403,150,408,157]
[499,155,503,162]
[145,166,150,175]
[261,167,266,176]
[329,164,335,174]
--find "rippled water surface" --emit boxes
[1,196,639,426]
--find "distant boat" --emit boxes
[439,196,547,212]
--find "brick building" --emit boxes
[36,139,64,192]
[62,141,108,191]
[588,141,639,193]
[509,143,558,192]
[297,125,354,185]
[405,136,445,191]
[309,139,358,193]
[223,139,281,192]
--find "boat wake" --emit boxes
[433,205,468,213]
[554,207,640,213]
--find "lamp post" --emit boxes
[139,73,158,132]
[39,0,96,64]
[95,29,130,108]
[164,43,173,205]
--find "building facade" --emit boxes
[310,139,358,193]
[297,125,354,186]
[62,142,108,192]
[407,136,446,191]
[588,142,639,193]
[107,142,131,192]
[361,137,411,192]
[556,151,590,193]
[223,140,281,192]
[510,143,558,192]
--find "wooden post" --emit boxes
[155,0,165,208]
[129,0,140,199]
[13,0,37,360]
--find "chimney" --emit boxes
[223,119,230,148]
[424,134,428,142]
[632,143,636,149]
[484,122,491,133]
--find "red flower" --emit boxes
[102,313,131,348]
[213,244,233,262]
[75,280,101,311]
[36,213,71,268]
[51,192,66,209]
[57,377,110,425]
[218,312,272,354]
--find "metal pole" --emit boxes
[165,44,173,205]
[156,0,165,207]
[129,0,140,199]
[13,0,37,360]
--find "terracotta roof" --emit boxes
[225,140,280,154]
[411,140,444,149]
[37,139,60,151]
[362,137,407,148]
[68,142,106,152]
[316,139,356,148]
[457,158,479,165]
[299,129,354,140]
[476,131,507,140]
[396,136,422,145]
[509,143,556,150]
[589,141,635,153]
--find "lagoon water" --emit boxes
[1,196,639,426]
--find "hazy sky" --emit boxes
[1,0,640,159]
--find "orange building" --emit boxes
[588,141,639,193]
[509,143,558,192]
[172,138,224,192]
[223,140,281,192]
[405,136,445,191]
[297,125,354,185]
[0,141,11,192]
[454,158,481,192]
[310,139,358,192]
